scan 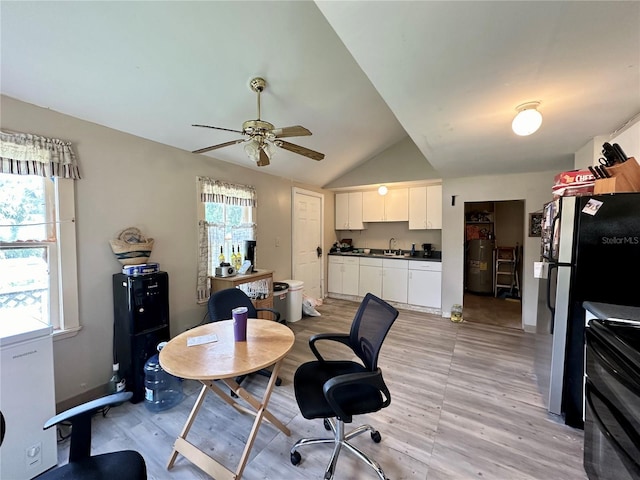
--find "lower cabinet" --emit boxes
[408,261,442,308]
[328,256,359,296]
[358,257,383,297]
[382,259,408,304]
[329,255,442,312]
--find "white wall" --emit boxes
[336,222,442,253]
[1,95,334,404]
[442,171,557,330]
[324,136,440,189]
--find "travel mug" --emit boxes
[232,306,248,342]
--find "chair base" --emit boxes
[290,418,388,480]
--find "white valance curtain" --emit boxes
[199,178,257,207]
[196,177,257,303]
[0,130,81,179]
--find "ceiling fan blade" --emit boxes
[192,139,244,154]
[192,124,245,135]
[271,125,312,138]
[277,140,324,161]
[257,148,270,167]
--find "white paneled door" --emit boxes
[292,188,324,300]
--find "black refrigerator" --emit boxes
[540,193,640,428]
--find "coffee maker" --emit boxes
[422,243,433,258]
[244,240,257,272]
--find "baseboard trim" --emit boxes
[56,384,108,413]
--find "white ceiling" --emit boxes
[2,1,639,187]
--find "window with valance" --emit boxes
[0,130,80,334]
[196,177,256,303]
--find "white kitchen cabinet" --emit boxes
[426,185,442,229]
[358,257,383,297]
[362,191,385,222]
[408,186,427,229]
[328,255,359,295]
[408,261,442,308]
[382,258,408,303]
[335,192,364,230]
[408,185,442,230]
[362,188,408,222]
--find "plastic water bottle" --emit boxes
[144,342,184,412]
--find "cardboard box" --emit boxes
[122,263,160,275]
[552,169,595,197]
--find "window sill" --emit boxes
[53,325,82,341]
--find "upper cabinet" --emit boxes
[335,192,364,230]
[362,188,408,222]
[409,185,442,230]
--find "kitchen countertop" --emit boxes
[583,301,640,323]
[329,251,441,262]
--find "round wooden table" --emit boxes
[159,319,295,480]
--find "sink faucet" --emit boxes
[388,237,396,252]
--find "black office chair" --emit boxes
[207,287,283,386]
[290,293,399,480]
[37,392,146,480]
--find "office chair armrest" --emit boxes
[44,391,132,462]
[322,369,390,423]
[309,333,351,361]
[256,307,282,323]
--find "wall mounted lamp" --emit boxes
[512,101,543,136]
[378,185,388,196]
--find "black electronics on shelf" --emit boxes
[112,271,170,403]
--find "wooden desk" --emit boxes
[159,319,294,480]
[210,269,274,318]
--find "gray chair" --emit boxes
[290,293,398,480]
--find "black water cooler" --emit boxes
[113,271,170,403]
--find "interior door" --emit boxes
[292,188,324,300]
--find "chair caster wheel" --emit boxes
[275,378,282,386]
[371,430,382,443]
[323,418,331,430]
[291,451,301,466]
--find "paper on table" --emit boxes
[187,333,219,347]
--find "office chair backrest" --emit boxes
[349,293,399,371]
[208,288,258,322]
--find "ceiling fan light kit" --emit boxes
[191,77,324,166]
[512,101,543,136]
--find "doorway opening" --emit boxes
[463,200,524,330]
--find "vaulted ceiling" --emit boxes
[1,1,638,187]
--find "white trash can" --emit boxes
[281,279,304,322]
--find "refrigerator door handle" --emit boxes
[546,262,557,334]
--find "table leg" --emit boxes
[222,359,290,479]
[167,383,208,470]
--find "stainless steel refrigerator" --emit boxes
[537,192,640,428]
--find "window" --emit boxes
[196,177,256,303]
[0,131,80,336]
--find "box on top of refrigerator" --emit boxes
[552,169,595,197]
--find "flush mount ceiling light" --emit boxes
[378,185,388,196]
[512,101,543,136]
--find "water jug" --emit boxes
[144,342,184,412]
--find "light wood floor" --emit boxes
[55,298,586,479]
[463,292,523,330]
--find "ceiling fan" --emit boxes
[192,77,325,167]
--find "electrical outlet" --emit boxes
[26,442,42,469]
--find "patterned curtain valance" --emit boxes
[198,177,256,207]
[0,130,81,179]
